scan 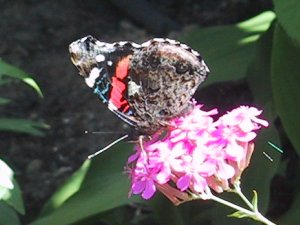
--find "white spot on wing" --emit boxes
[69,42,81,54]
[107,61,113,66]
[80,36,88,42]
[153,38,165,42]
[191,49,199,56]
[108,101,118,111]
[118,41,128,46]
[180,44,189,49]
[95,40,105,46]
[96,54,105,62]
[165,38,178,44]
[117,41,141,48]
[127,81,140,96]
[95,40,116,52]
[141,40,151,47]
[85,67,101,88]
[131,42,141,48]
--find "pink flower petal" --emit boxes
[142,179,156,199]
[217,161,235,179]
[192,173,207,193]
[177,175,191,191]
[127,102,268,201]
[132,180,146,195]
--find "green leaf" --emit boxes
[228,211,249,219]
[243,104,281,210]
[0,118,48,136]
[273,0,300,45]
[30,143,141,225]
[277,163,300,225]
[4,180,25,215]
[271,24,300,154]
[41,160,91,215]
[179,11,275,86]
[210,13,280,225]
[0,202,21,225]
[251,190,258,211]
[149,194,186,225]
[246,21,275,107]
[94,205,139,225]
[0,58,42,97]
[212,200,257,225]
[245,19,283,216]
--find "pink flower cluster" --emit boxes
[127,104,268,204]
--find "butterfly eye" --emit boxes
[175,63,189,74]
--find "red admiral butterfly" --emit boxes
[69,35,209,136]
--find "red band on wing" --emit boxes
[109,56,131,113]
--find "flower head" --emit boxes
[127,103,268,204]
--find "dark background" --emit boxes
[0,0,272,222]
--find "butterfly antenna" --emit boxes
[262,141,284,162]
[85,130,126,134]
[262,151,273,162]
[268,141,284,153]
[88,134,129,159]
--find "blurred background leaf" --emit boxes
[273,0,300,45]
[0,118,48,136]
[0,59,45,221]
[0,202,21,225]
[30,143,140,225]
[0,59,42,98]
[179,11,275,86]
[271,25,300,154]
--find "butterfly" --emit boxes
[69,35,209,137]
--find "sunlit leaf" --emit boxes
[41,160,91,215]
[246,21,275,107]
[179,11,275,86]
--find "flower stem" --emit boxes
[209,193,276,225]
[191,187,276,225]
[233,182,254,210]
[209,193,255,217]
